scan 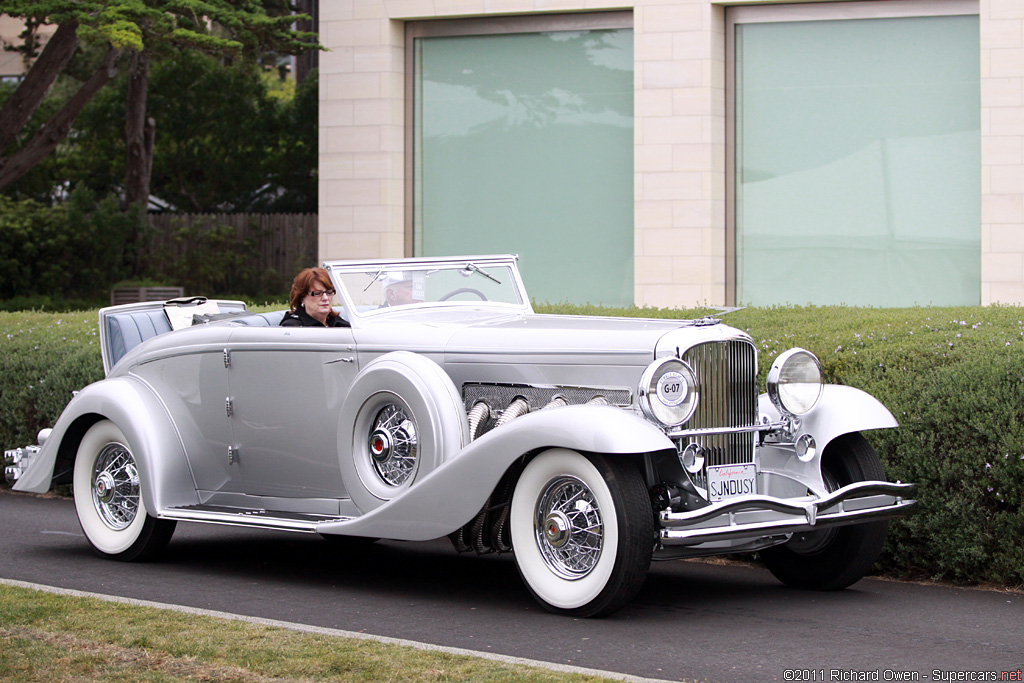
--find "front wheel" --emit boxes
[73,420,175,561]
[760,432,889,590]
[510,449,654,617]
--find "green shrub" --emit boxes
[0,187,150,301]
[0,312,104,449]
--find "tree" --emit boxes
[0,7,124,192]
[0,1,318,199]
[67,52,317,213]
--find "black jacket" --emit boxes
[280,307,350,328]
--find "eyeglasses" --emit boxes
[307,289,336,298]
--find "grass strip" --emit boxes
[0,582,677,683]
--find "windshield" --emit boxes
[327,258,527,315]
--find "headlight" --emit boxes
[639,357,699,427]
[766,348,823,416]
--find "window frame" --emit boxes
[403,11,633,257]
[724,0,980,306]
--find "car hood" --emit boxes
[353,309,752,366]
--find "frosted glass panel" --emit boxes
[735,15,980,306]
[414,29,633,306]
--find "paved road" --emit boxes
[1,490,1021,683]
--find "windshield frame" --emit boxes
[323,255,533,322]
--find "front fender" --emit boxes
[317,405,674,540]
[759,384,897,449]
[12,376,199,513]
[753,385,897,498]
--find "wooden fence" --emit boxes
[146,213,318,295]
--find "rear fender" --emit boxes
[317,404,674,540]
[12,376,199,512]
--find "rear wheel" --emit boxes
[73,420,175,561]
[761,432,888,590]
[510,449,654,617]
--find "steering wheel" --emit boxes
[439,287,488,302]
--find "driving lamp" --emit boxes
[766,348,823,416]
[639,357,699,427]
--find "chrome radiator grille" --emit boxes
[681,340,758,474]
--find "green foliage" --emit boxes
[0,81,67,200]
[259,68,318,213]
[38,54,318,212]
[0,311,104,449]
[0,186,149,300]
[4,1,316,55]
[1,1,319,200]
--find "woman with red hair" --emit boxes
[280,267,350,327]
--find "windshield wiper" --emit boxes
[363,267,384,292]
[461,262,501,285]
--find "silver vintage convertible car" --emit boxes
[6,255,915,616]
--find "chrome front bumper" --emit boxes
[4,445,40,485]
[659,480,916,545]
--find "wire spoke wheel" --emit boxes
[340,352,469,513]
[73,420,175,561]
[368,403,418,487]
[534,475,604,580]
[91,442,141,531]
[510,449,654,617]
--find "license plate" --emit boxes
[707,463,757,502]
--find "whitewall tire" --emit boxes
[510,449,654,617]
[73,420,175,561]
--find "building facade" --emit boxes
[318,0,1022,308]
[0,16,55,81]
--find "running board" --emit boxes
[161,504,354,533]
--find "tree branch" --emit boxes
[125,49,153,208]
[0,44,122,192]
[0,21,80,155]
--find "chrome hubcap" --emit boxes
[534,475,603,580]
[95,472,116,504]
[543,511,572,549]
[91,442,140,531]
[368,404,417,487]
[369,429,392,464]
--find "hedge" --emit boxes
[0,189,148,302]
[1,304,1022,588]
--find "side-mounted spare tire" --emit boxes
[338,351,469,513]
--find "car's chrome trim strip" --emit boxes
[667,421,786,438]
[160,506,353,533]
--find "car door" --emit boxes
[130,339,244,496]
[225,324,358,504]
